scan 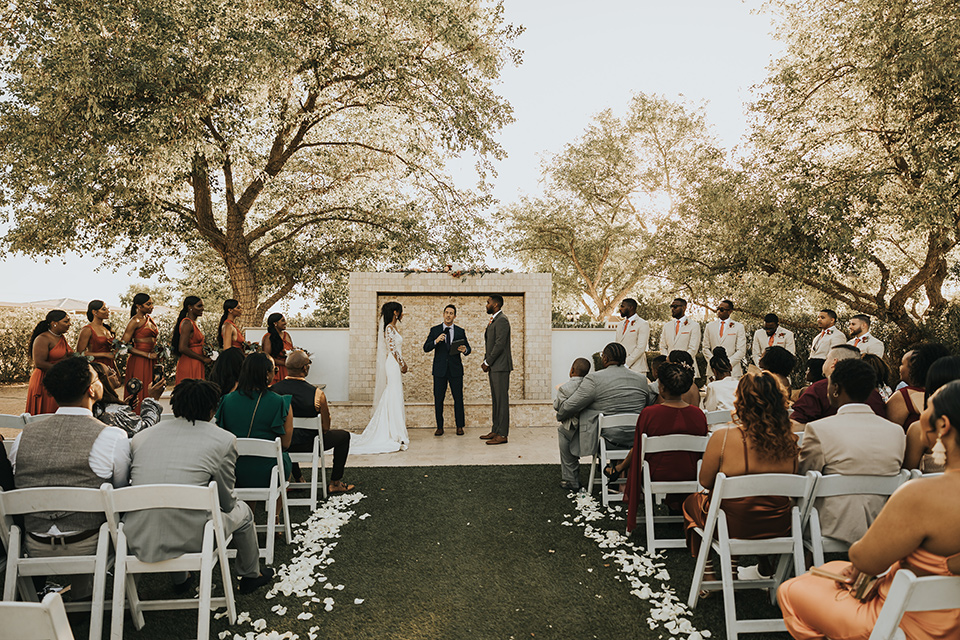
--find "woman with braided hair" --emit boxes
[261,313,294,384]
[25,309,73,414]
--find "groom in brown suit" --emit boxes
[480,294,512,445]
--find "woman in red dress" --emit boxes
[122,293,161,411]
[262,313,294,384]
[218,299,245,351]
[25,309,74,414]
[77,300,117,374]
[173,296,212,384]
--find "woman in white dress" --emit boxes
[703,347,738,421]
[350,301,410,454]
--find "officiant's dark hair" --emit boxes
[444,304,457,315]
[381,301,403,329]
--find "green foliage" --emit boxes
[119,283,175,310]
[0,309,76,384]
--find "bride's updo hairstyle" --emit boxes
[381,301,403,329]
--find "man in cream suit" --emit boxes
[615,298,650,374]
[798,358,905,544]
[702,299,747,378]
[809,309,846,360]
[659,298,701,377]
[847,314,884,357]
[752,313,796,365]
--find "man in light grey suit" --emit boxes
[123,379,273,594]
[799,358,905,544]
[480,294,513,445]
[556,343,651,490]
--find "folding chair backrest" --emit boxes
[640,433,709,457]
[0,485,110,523]
[803,470,909,524]
[0,413,26,428]
[105,482,219,515]
[3,439,14,457]
[23,414,54,424]
[291,416,322,432]
[706,410,732,426]
[713,472,814,502]
[598,413,640,430]
[869,569,960,640]
[235,437,283,463]
[0,591,75,640]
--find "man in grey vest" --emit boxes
[10,355,131,599]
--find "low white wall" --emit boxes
[249,326,621,402]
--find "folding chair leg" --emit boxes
[198,534,214,640]
[309,443,319,510]
[687,534,711,608]
[88,528,110,640]
[644,495,656,554]
[110,535,131,640]
[718,539,739,640]
[279,479,292,543]
[587,454,598,494]
[265,491,277,566]
[217,542,237,625]
[4,528,20,601]
[320,446,328,501]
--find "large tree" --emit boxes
[661,0,960,343]
[501,94,722,320]
[0,0,519,322]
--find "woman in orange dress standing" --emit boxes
[122,293,161,411]
[25,310,74,414]
[262,313,294,384]
[77,300,117,374]
[173,296,212,384]
[218,299,245,352]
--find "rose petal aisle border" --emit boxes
[565,490,711,640]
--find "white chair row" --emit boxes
[288,416,328,509]
[0,481,237,640]
[588,413,639,506]
[0,591,75,640]
[0,413,53,428]
[232,438,292,566]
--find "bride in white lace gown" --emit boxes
[350,301,409,454]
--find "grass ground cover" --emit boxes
[24,465,791,639]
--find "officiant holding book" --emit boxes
[424,304,472,436]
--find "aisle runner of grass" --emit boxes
[56,465,790,639]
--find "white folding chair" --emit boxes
[23,414,55,424]
[794,431,805,446]
[0,485,113,640]
[0,414,26,428]
[103,482,237,640]
[233,438,292,565]
[910,468,942,481]
[637,433,709,553]
[3,439,14,457]
[868,569,960,640]
[589,413,640,506]
[0,591,75,640]
[288,417,327,509]
[687,471,818,640]
[705,409,732,427]
[803,470,910,566]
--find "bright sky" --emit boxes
[0,0,782,309]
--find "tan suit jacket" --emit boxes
[798,404,905,544]
[659,316,701,377]
[751,327,796,365]
[615,314,650,373]
[809,326,846,359]
[848,333,884,358]
[702,319,747,378]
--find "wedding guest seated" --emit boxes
[903,356,960,474]
[216,353,293,487]
[758,345,797,399]
[91,362,165,437]
[555,343,651,491]
[555,357,591,490]
[778,380,960,640]
[601,362,707,532]
[861,353,893,402]
[208,347,245,398]
[806,358,826,384]
[9,355,130,600]
[667,350,701,406]
[887,342,951,431]
[798,358,905,545]
[271,350,355,494]
[647,354,667,396]
[792,345,886,425]
[703,347,737,412]
[124,379,273,594]
[682,372,799,580]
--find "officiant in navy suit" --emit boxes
[423,304,471,436]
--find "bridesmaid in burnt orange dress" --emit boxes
[122,293,161,410]
[262,313,294,384]
[25,310,74,414]
[77,300,117,374]
[173,296,212,384]
[218,299,246,352]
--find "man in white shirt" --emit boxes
[847,314,884,357]
[808,308,846,360]
[751,313,796,365]
[702,299,747,378]
[659,298,701,378]
[615,297,650,374]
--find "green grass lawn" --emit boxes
[22,465,793,639]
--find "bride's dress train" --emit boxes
[350,325,408,454]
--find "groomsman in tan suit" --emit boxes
[702,299,747,378]
[847,314,884,357]
[615,298,650,374]
[751,313,796,365]
[809,309,846,360]
[659,298,701,377]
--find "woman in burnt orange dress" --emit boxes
[122,293,161,411]
[218,299,245,352]
[77,300,117,374]
[262,313,294,384]
[173,296,212,384]
[25,310,74,414]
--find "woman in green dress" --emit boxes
[216,352,293,487]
